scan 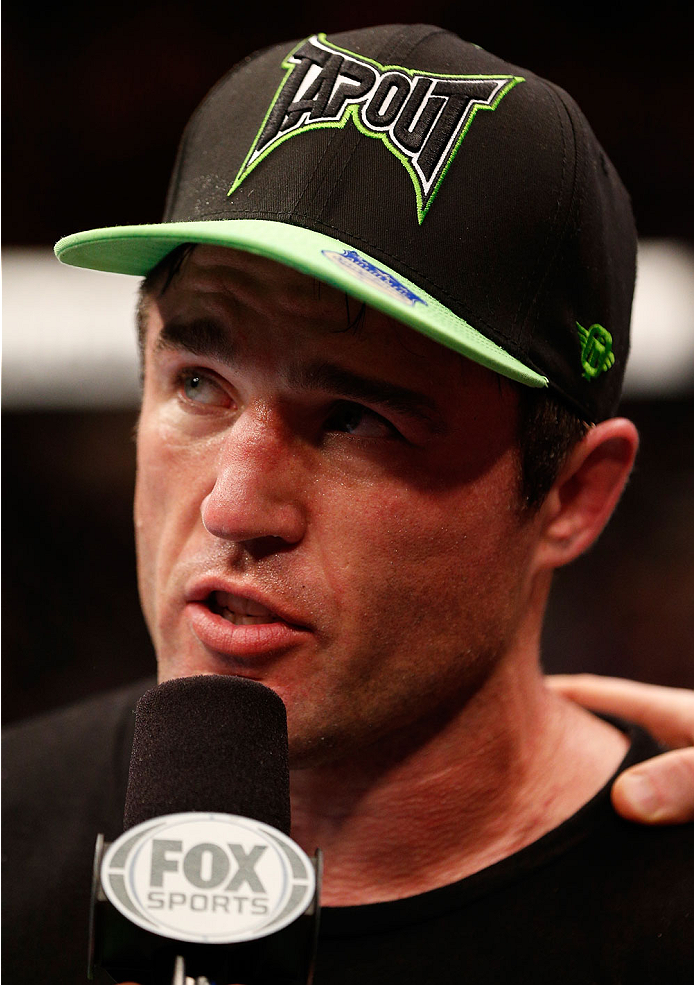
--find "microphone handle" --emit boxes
[171,954,209,985]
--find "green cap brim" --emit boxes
[55,219,548,389]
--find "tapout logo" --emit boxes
[230,33,523,222]
[101,813,316,943]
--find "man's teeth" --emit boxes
[212,591,280,624]
[221,610,279,625]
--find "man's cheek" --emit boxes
[134,432,184,621]
[136,416,207,524]
[133,474,161,636]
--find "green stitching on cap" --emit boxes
[230,33,523,224]
[576,321,615,380]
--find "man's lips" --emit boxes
[184,580,312,659]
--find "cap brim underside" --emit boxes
[54,219,547,389]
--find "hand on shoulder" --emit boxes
[547,674,694,824]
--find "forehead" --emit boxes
[142,245,514,408]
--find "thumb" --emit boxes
[611,747,694,824]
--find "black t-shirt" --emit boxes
[3,680,693,984]
[316,723,694,983]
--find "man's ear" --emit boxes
[533,418,639,571]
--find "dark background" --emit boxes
[3,2,693,724]
[5,2,694,244]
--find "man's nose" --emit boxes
[200,412,307,547]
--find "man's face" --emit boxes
[135,246,540,766]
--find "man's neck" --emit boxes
[289,662,628,906]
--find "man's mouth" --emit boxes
[207,591,282,626]
[184,583,311,659]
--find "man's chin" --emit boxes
[287,732,346,771]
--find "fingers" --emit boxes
[547,673,694,824]
[546,674,694,748]
[611,747,694,824]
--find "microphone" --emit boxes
[89,676,321,985]
[123,675,291,832]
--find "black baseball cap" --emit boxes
[54,24,636,422]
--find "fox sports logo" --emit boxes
[101,812,316,943]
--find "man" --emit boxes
[4,23,693,984]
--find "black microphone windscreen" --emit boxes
[123,675,290,834]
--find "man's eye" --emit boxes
[178,371,231,408]
[324,401,397,438]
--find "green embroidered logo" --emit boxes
[229,34,523,223]
[576,322,615,380]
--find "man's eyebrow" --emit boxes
[152,323,445,433]
[153,319,236,363]
[291,361,446,433]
